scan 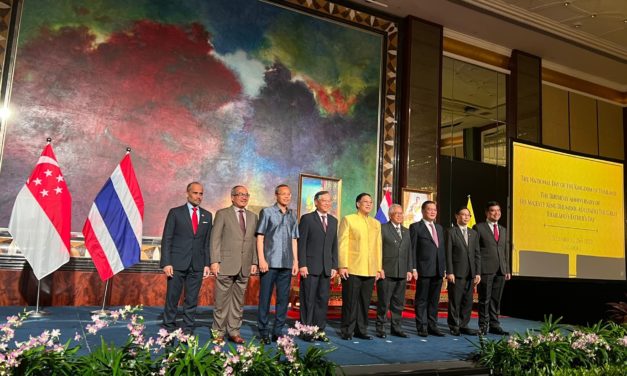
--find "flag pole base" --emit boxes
[27,309,50,318]
[90,309,110,316]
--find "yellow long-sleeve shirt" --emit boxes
[338,212,382,276]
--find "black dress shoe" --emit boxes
[391,330,408,338]
[354,333,373,340]
[340,333,353,340]
[260,336,271,345]
[300,334,313,342]
[375,331,387,339]
[417,328,428,337]
[489,327,509,335]
[460,327,479,335]
[271,334,280,342]
[479,327,488,336]
[449,328,460,336]
[428,327,445,337]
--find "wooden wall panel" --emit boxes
[0,269,276,307]
[597,101,624,160]
[542,85,569,150]
[52,271,106,306]
[569,93,598,155]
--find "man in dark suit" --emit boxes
[210,185,258,344]
[376,204,412,339]
[297,190,338,340]
[445,206,481,336]
[160,182,212,333]
[409,200,446,337]
[474,201,510,336]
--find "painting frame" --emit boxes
[401,188,433,228]
[297,173,342,220]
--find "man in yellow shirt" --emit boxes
[338,193,383,340]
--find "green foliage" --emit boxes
[76,337,153,375]
[0,309,339,376]
[474,315,627,376]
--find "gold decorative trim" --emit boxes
[443,36,509,70]
[284,0,399,192]
[542,68,626,105]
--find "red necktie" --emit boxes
[430,223,439,247]
[321,215,327,232]
[493,223,499,242]
[238,209,246,234]
[192,207,198,235]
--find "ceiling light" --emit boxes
[590,14,596,18]
[364,0,388,8]
[563,2,569,6]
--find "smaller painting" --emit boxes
[401,188,433,228]
[298,174,342,219]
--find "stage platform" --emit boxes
[0,306,542,375]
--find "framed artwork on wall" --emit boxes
[401,188,433,228]
[297,174,341,219]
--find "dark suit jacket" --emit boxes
[409,221,445,278]
[160,204,212,271]
[297,212,338,276]
[474,222,509,275]
[381,222,411,278]
[210,206,258,276]
[445,226,481,278]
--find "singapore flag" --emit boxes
[8,142,71,280]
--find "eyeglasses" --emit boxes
[233,193,250,198]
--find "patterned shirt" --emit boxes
[256,203,299,268]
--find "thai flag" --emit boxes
[82,153,144,281]
[374,189,392,224]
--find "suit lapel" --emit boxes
[388,222,402,241]
[182,204,194,236]
[455,226,468,249]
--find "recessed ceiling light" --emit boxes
[574,24,581,28]
[590,14,596,18]
[563,2,569,6]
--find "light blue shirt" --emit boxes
[256,203,299,268]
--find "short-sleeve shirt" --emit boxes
[256,203,299,268]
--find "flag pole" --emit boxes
[29,137,53,318]
[28,280,49,318]
[91,278,111,315]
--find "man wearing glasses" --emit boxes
[210,186,258,344]
[256,184,299,344]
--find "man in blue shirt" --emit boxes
[256,184,299,344]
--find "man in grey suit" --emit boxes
[409,200,446,337]
[160,182,212,334]
[297,190,338,340]
[210,185,258,344]
[445,206,481,336]
[474,201,510,336]
[376,204,412,339]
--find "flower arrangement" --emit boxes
[0,306,340,375]
[474,315,627,375]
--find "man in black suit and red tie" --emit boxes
[474,201,510,336]
[445,206,481,336]
[297,190,338,340]
[160,182,212,334]
[409,200,446,337]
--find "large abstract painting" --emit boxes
[0,0,385,237]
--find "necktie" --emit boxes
[429,223,439,247]
[321,215,327,232]
[462,228,468,245]
[493,223,499,242]
[192,207,198,235]
[396,225,402,239]
[238,209,246,234]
